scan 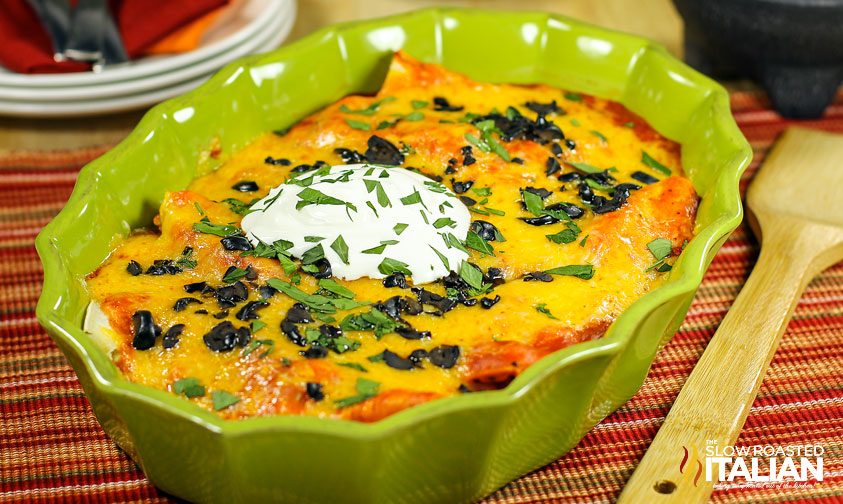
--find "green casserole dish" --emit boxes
[35,8,751,503]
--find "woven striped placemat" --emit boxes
[1,91,841,503]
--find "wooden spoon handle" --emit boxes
[618,225,822,503]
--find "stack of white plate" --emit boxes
[0,0,296,117]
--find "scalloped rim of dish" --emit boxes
[35,8,751,439]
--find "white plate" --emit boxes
[0,0,294,102]
[0,0,292,89]
[0,11,294,117]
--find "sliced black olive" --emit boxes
[382,350,415,370]
[334,147,366,164]
[376,296,404,319]
[551,143,564,157]
[195,309,209,315]
[458,384,472,393]
[285,303,312,324]
[459,195,477,207]
[403,297,423,315]
[306,258,332,279]
[450,179,473,194]
[591,197,626,214]
[480,295,501,309]
[546,202,584,219]
[215,281,248,308]
[395,327,431,340]
[173,297,201,312]
[524,272,553,282]
[183,281,207,293]
[319,324,342,339]
[264,156,291,166]
[382,273,407,289]
[578,183,594,203]
[412,288,457,314]
[281,320,307,346]
[470,220,501,241]
[520,214,558,226]
[428,345,460,369]
[301,346,328,359]
[213,310,229,319]
[231,181,259,192]
[203,321,249,352]
[131,310,160,350]
[525,100,559,115]
[484,267,506,286]
[306,382,324,401]
[259,284,277,299]
[221,236,253,251]
[523,187,552,199]
[511,157,524,165]
[162,324,184,349]
[236,300,268,321]
[364,135,404,166]
[631,171,659,185]
[292,163,316,173]
[408,349,428,367]
[559,171,581,182]
[126,260,142,276]
[145,260,181,276]
[433,96,463,112]
[545,157,561,176]
[448,157,458,166]
[565,139,576,150]
[460,145,476,166]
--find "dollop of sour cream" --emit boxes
[241,164,470,284]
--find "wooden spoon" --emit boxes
[619,127,843,503]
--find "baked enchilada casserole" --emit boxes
[84,52,698,422]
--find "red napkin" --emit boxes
[0,0,228,74]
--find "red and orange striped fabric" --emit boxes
[1,91,841,503]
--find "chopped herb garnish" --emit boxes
[296,187,358,215]
[222,197,257,215]
[579,234,589,247]
[522,190,545,216]
[222,266,249,283]
[646,237,674,272]
[192,219,241,237]
[459,262,485,291]
[378,258,412,276]
[471,187,492,197]
[250,320,267,333]
[300,244,325,265]
[624,121,636,128]
[565,161,605,174]
[590,130,607,143]
[330,235,350,265]
[411,100,428,109]
[433,217,456,229]
[337,362,368,372]
[242,338,274,358]
[429,246,450,270]
[364,179,391,207]
[340,308,404,338]
[641,151,672,175]
[544,264,594,280]
[546,228,578,244]
[211,390,240,411]
[400,189,424,206]
[339,96,395,116]
[334,378,380,408]
[535,303,559,319]
[318,278,354,299]
[344,118,371,131]
[404,111,424,121]
[564,91,583,102]
[393,223,409,235]
[362,240,398,255]
[304,235,325,243]
[173,377,205,398]
[465,231,495,256]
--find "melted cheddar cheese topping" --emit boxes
[85,52,698,422]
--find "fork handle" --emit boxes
[618,223,829,503]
